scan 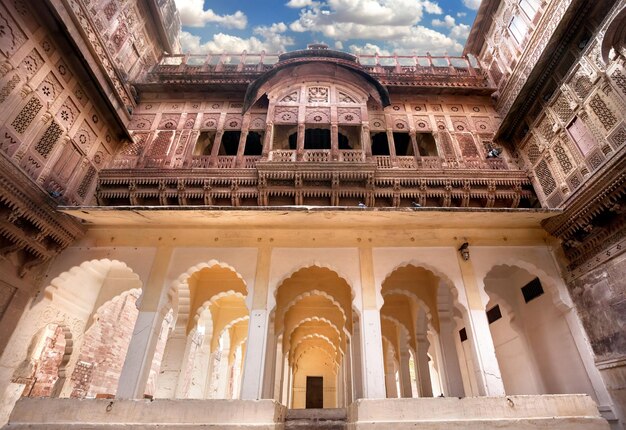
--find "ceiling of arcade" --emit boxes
[381,265,441,333]
[274,266,353,375]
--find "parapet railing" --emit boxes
[151,51,483,78]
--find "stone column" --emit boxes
[117,247,173,399]
[358,247,387,399]
[337,357,345,407]
[154,327,187,398]
[362,122,372,159]
[261,324,277,399]
[398,337,413,398]
[262,122,273,159]
[296,123,305,160]
[415,335,433,397]
[345,338,353,405]
[409,130,421,164]
[236,114,250,167]
[384,354,398,398]
[331,123,339,160]
[351,321,364,400]
[209,130,224,167]
[456,253,505,397]
[240,247,272,400]
[386,128,397,165]
[438,314,465,397]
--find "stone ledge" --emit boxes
[347,395,609,430]
[4,398,285,429]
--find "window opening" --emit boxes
[304,128,331,149]
[220,131,240,155]
[244,131,263,155]
[194,131,216,156]
[521,277,544,303]
[393,132,412,156]
[567,117,595,155]
[371,132,390,155]
[459,327,468,342]
[486,305,502,324]
[509,15,528,44]
[416,133,438,156]
[519,0,540,20]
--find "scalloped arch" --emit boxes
[482,260,572,312]
[274,261,355,300]
[280,290,347,324]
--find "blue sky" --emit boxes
[174,0,482,56]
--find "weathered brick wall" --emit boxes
[70,290,140,398]
[23,324,66,398]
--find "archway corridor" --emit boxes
[380,264,469,399]
[270,266,355,409]
[155,262,250,400]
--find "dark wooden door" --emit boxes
[305,376,323,408]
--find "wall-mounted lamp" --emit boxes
[458,242,470,261]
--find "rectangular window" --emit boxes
[509,15,528,44]
[519,0,540,20]
[521,278,544,303]
[567,117,596,155]
[486,305,502,324]
[459,328,468,342]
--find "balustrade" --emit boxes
[243,156,261,168]
[216,156,235,169]
[270,150,296,162]
[339,150,365,162]
[375,156,393,168]
[303,150,331,163]
[396,156,417,169]
[419,157,442,169]
[190,156,212,168]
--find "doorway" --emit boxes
[305,376,323,408]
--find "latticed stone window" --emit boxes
[552,95,574,124]
[572,74,593,100]
[122,133,148,156]
[610,69,626,96]
[34,121,63,158]
[11,97,43,134]
[0,75,20,104]
[589,94,617,130]
[526,139,541,164]
[456,133,480,158]
[534,159,557,196]
[538,116,555,142]
[609,125,626,148]
[77,165,96,199]
[148,130,174,157]
[552,143,573,174]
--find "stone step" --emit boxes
[285,408,347,430]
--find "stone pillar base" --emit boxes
[6,398,286,429]
[347,395,609,430]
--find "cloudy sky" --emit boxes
[174,0,482,56]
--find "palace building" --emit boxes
[0,0,625,428]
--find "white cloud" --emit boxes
[349,25,463,55]
[179,22,294,54]
[462,0,481,10]
[174,0,247,29]
[423,0,442,14]
[456,11,467,17]
[286,0,321,7]
[334,40,344,49]
[432,15,456,28]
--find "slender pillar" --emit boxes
[331,123,339,160]
[209,130,224,167]
[154,328,187,398]
[352,320,364,400]
[345,338,353,405]
[386,128,397,165]
[384,354,398,398]
[337,359,345,407]
[456,253,505,396]
[240,247,272,400]
[398,340,413,398]
[117,247,172,399]
[358,247,387,399]
[296,123,305,160]
[262,326,277,399]
[438,314,465,397]
[416,336,433,397]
